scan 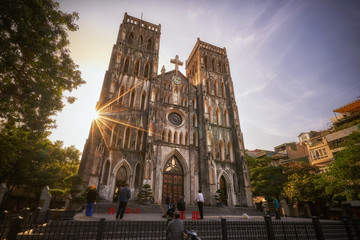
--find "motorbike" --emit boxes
[183,229,201,240]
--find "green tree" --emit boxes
[282,171,322,203]
[322,131,360,201]
[247,154,286,199]
[0,0,84,191]
[0,0,85,133]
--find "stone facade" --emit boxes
[78,13,253,207]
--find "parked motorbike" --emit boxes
[183,229,201,240]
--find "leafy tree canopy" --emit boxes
[247,154,286,200]
[0,0,84,196]
[322,131,360,201]
[0,0,85,133]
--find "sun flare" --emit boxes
[91,109,99,120]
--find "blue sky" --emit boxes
[51,0,360,151]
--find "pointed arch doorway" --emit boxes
[113,166,128,202]
[220,175,228,205]
[162,156,184,203]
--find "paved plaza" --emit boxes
[74,202,317,222]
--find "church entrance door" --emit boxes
[162,156,183,203]
[220,175,228,205]
[113,166,128,202]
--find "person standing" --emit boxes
[166,194,172,209]
[166,211,184,240]
[86,184,97,217]
[196,190,204,219]
[273,196,281,219]
[116,183,131,220]
[177,196,186,212]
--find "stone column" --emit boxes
[39,186,52,212]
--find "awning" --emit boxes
[334,99,360,114]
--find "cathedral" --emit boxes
[78,13,253,207]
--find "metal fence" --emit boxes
[1,214,359,240]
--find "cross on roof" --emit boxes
[170,55,183,75]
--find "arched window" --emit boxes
[193,132,198,147]
[136,130,143,150]
[145,161,151,179]
[214,81,218,96]
[193,114,197,127]
[179,132,183,145]
[212,139,216,158]
[204,56,208,70]
[209,168,215,185]
[228,141,233,162]
[206,79,210,93]
[148,122,153,137]
[144,63,150,78]
[116,52,121,63]
[124,57,130,74]
[129,89,136,107]
[119,86,125,105]
[162,130,166,141]
[124,128,131,148]
[224,109,228,127]
[219,60,222,73]
[140,91,146,110]
[147,38,152,50]
[219,141,224,161]
[174,131,178,144]
[208,106,212,123]
[134,60,140,75]
[168,130,172,143]
[128,32,134,44]
[134,164,141,187]
[102,160,110,184]
[216,108,221,125]
[212,58,215,72]
[139,35,143,44]
[151,89,156,102]
[156,88,159,101]
[221,83,225,97]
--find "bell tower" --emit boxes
[186,38,253,206]
[79,13,161,201]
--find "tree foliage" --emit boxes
[321,131,360,201]
[282,168,322,203]
[247,154,286,199]
[0,0,85,133]
[0,0,84,197]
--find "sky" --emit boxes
[50,0,360,152]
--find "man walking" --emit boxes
[196,190,204,219]
[116,183,131,220]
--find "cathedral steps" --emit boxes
[93,200,264,216]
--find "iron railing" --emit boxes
[1,214,359,240]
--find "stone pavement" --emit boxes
[74,201,316,222]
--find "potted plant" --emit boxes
[215,189,227,207]
[139,184,153,205]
